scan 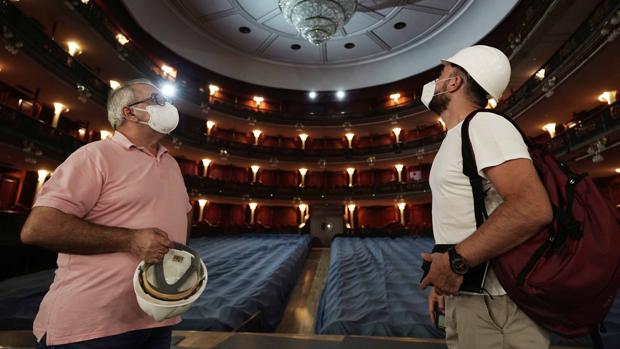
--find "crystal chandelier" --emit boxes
[279,0,357,45]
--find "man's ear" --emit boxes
[122,106,135,121]
[445,74,464,93]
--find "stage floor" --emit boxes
[0,330,589,349]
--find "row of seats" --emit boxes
[357,205,432,229]
[209,125,443,150]
[192,202,300,228]
[177,160,431,188]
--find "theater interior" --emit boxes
[0,0,619,348]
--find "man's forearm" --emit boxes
[21,206,133,254]
[455,198,549,267]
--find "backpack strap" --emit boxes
[460,109,532,229]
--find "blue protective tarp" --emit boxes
[0,234,311,332]
[315,236,620,347]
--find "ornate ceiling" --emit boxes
[123,0,519,90]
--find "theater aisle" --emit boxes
[276,248,330,334]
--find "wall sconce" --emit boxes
[109,80,121,90]
[299,168,308,187]
[389,93,401,104]
[253,129,262,145]
[208,84,220,96]
[198,199,208,222]
[598,91,617,105]
[206,120,215,136]
[298,203,308,224]
[346,167,355,187]
[115,33,129,46]
[345,132,354,149]
[251,165,260,183]
[253,96,264,108]
[394,164,404,183]
[52,102,66,128]
[100,130,112,140]
[299,133,308,150]
[78,127,87,141]
[397,202,406,225]
[486,98,498,109]
[36,169,50,194]
[542,123,557,138]
[161,64,177,80]
[201,158,211,177]
[248,202,258,224]
[347,203,356,228]
[438,118,446,132]
[66,41,82,56]
[392,127,402,143]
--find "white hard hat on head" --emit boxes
[442,45,511,100]
[133,242,207,321]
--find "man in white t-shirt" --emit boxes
[418,45,553,348]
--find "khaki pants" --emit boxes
[445,295,550,349]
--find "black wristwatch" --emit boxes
[448,247,470,275]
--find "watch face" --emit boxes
[452,258,469,275]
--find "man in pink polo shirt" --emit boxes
[21,79,192,348]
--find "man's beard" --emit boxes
[429,93,450,115]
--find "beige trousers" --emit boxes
[445,295,550,349]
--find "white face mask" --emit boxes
[420,77,456,110]
[133,102,179,134]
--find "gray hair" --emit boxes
[107,78,158,129]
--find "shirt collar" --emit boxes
[111,131,169,160]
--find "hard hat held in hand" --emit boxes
[133,242,207,321]
[442,45,511,101]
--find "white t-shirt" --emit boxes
[429,111,531,295]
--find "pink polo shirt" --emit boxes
[32,131,191,345]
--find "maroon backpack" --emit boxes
[461,109,620,344]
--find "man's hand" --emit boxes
[419,252,463,296]
[428,287,445,324]
[129,228,174,263]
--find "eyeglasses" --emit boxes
[127,93,167,108]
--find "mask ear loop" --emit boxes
[432,76,459,98]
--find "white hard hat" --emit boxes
[133,242,207,321]
[442,45,511,100]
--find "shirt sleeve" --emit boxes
[468,112,531,179]
[34,147,103,218]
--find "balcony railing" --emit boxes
[184,176,431,201]
[545,102,620,155]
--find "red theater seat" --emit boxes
[256,206,273,227]
[326,172,347,188]
[280,137,297,149]
[230,166,248,183]
[203,203,222,225]
[376,169,397,185]
[306,171,324,188]
[259,169,277,186]
[262,136,279,148]
[233,132,250,144]
[358,207,383,228]
[326,138,346,150]
[278,171,298,187]
[207,163,227,181]
[383,206,399,226]
[373,134,392,147]
[175,158,198,176]
[357,136,372,149]
[273,207,297,228]
[358,170,374,187]
[226,205,247,227]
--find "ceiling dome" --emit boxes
[124,0,518,90]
